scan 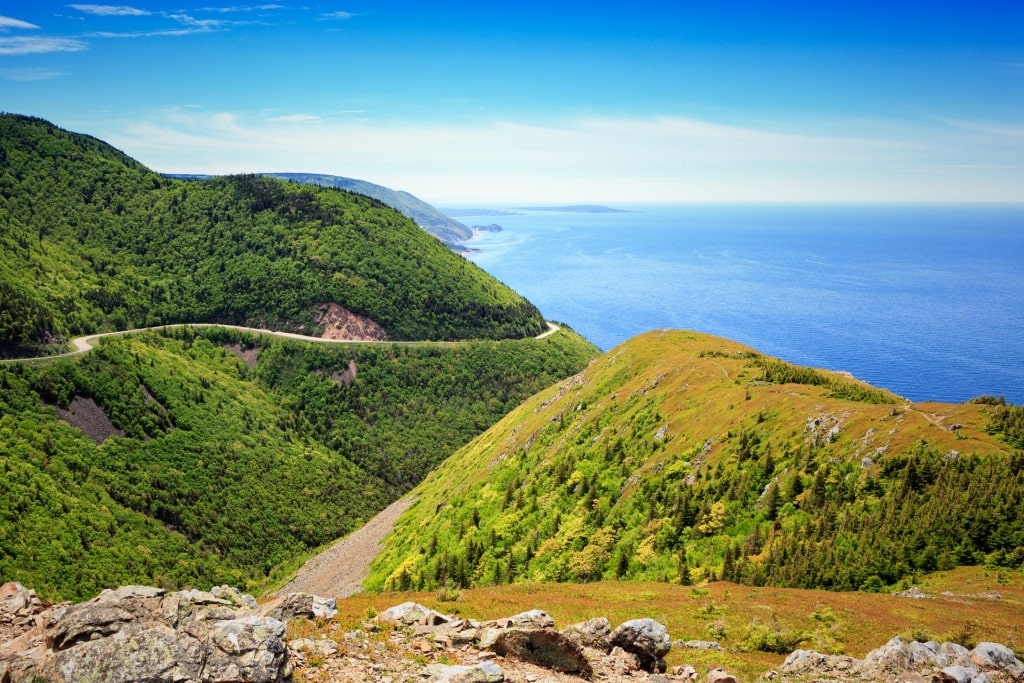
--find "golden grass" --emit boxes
[331,567,1023,682]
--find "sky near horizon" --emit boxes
[0,2,1022,204]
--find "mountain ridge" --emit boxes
[0,114,544,358]
[367,329,1022,593]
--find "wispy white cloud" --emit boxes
[90,108,1008,203]
[0,67,69,81]
[198,4,287,12]
[320,11,356,20]
[0,36,88,55]
[87,12,229,38]
[271,113,321,122]
[68,4,151,16]
[0,15,40,31]
[940,118,1024,140]
[165,13,225,30]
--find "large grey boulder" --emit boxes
[609,618,672,673]
[969,642,1024,676]
[562,617,612,651]
[0,585,290,683]
[259,592,337,622]
[490,628,593,677]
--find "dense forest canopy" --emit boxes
[0,114,545,358]
[0,326,598,601]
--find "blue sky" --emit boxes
[1,2,1022,203]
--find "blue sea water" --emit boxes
[462,204,1024,404]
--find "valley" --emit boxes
[0,114,1021,683]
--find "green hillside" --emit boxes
[0,114,544,358]
[265,173,474,246]
[368,330,1023,593]
[0,325,598,601]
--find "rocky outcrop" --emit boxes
[490,628,593,677]
[0,582,291,683]
[369,602,688,682]
[316,302,387,341]
[609,618,673,673]
[769,636,1024,683]
[11,583,1020,683]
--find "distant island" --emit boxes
[441,208,522,217]
[514,204,630,213]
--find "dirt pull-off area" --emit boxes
[274,495,414,599]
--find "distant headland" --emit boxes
[515,204,631,213]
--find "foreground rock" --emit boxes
[770,636,1024,683]
[0,582,290,683]
[610,618,673,673]
[7,583,1021,683]
[371,603,689,682]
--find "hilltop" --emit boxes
[369,330,1023,593]
[165,172,473,247]
[0,114,543,358]
[264,173,474,247]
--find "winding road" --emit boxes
[3,319,563,596]
[1,321,561,364]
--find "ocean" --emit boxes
[460,204,1024,404]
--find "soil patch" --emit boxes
[223,343,258,368]
[51,396,124,444]
[317,303,387,341]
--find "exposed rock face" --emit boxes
[258,591,337,622]
[490,628,593,677]
[0,583,290,683]
[609,618,672,673]
[370,603,696,682]
[772,636,1024,683]
[316,302,387,341]
[562,617,612,651]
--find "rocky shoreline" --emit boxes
[2,581,1022,683]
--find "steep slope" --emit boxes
[0,324,599,601]
[368,330,1022,593]
[0,114,543,358]
[266,173,473,246]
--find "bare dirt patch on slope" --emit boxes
[274,495,414,599]
[317,303,387,341]
[51,396,124,444]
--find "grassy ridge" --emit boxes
[368,330,1022,594]
[0,326,598,601]
[0,114,544,356]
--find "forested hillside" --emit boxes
[369,330,1023,593]
[266,173,473,246]
[0,325,598,600]
[0,114,544,358]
